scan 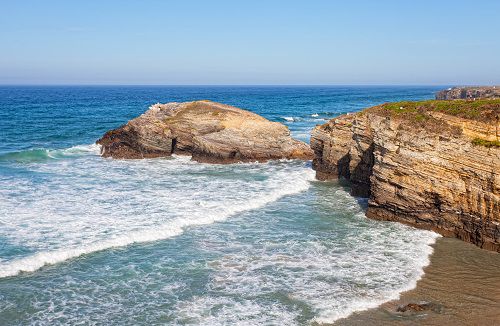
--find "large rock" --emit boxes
[311,99,500,251]
[436,86,500,100]
[97,100,313,163]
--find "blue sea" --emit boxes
[0,86,442,325]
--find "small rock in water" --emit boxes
[396,301,435,313]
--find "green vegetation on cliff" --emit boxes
[472,138,500,148]
[378,99,500,122]
[359,99,500,145]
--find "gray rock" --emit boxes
[436,86,500,100]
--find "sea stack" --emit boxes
[97,100,313,163]
[311,98,500,251]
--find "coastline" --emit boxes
[2,85,498,324]
[333,237,500,325]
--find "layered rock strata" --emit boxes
[97,100,313,163]
[311,99,500,251]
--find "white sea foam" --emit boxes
[173,187,440,325]
[0,144,439,325]
[282,116,295,122]
[312,223,438,323]
[163,209,439,324]
[311,113,319,117]
[0,148,314,278]
[59,143,101,155]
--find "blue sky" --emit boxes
[1,0,499,85]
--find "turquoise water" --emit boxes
[0,86,441,325]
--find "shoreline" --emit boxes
[333,237,500,325]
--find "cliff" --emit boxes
[311,99,500,251]
[436,86,500,100]
[97,100,313,163]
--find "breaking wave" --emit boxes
[0,144,101,163]
[0,147,314,278]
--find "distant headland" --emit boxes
[436,86,500,100]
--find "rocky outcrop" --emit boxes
[97,100,313,163]
[436,86,500,100]
[311,99,500,251]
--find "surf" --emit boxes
[0,144,101,163]
[0,148,314,278]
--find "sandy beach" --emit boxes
[335,237,500,325]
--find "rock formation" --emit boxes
[311,99,500,251]
[97,100,313,163]
[436,86,500,100]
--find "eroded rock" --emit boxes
[97,100,313,163]
[311,99,500,251]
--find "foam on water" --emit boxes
[0,145,439,324]
[165,187,439,325]
[0,86,446,325]
[0,178,438,325]
[0,146,314,277]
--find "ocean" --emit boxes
[0,86,442,325]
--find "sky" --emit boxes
[1,0,499,85]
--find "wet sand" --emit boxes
[335,237,500,326]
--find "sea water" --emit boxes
[0,86,442,325]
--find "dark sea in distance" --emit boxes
[0,86,445,325]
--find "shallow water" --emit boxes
[0,86,444,325]
[338,237,500,325]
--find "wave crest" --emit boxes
[0,144,101,163]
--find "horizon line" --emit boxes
[0,83,458,87]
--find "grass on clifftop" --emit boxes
[378,99,500,122]
[361,99,500,141]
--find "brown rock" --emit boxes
[97,100,313,163]
[396,302,436,313]
[310,114,355,181]
[311,99,500,251]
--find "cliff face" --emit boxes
[311,100,500,251]
[436,86,500,100]
[97,100,313,163]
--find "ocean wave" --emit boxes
[281,115,329,124]
[0,158,314,278]
[0,142,439,325]
[0,144,101,163]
